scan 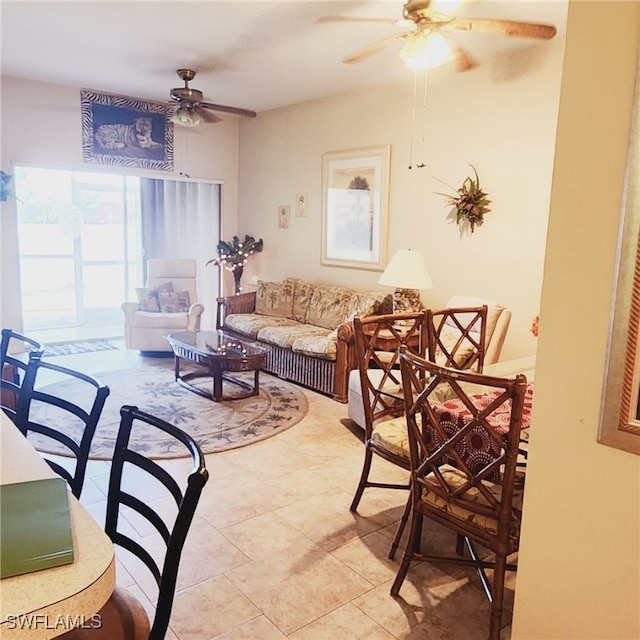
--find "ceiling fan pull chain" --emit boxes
[409,71,428,170]
[408,71,418,169]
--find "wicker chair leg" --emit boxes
[388,488,412,559]
[390,509,422,597]
[488,552,508,640]
[350,446,374,512]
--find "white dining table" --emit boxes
[0,415,115,639]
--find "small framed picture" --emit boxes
[278,205,290,229]
[295,192,308,217]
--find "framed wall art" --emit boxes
[598,53,640,455]
[321,145,390,270]
[81,89,174,172]
[295,192,308,217]
[278,205,290,229]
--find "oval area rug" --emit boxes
[27,360,308,459]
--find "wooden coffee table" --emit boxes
[166,330,270,402]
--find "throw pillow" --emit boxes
[158,289,190,313]
[393,288,423,313]
[136,287,160,312]
[292,281,315,323]
[306,285,353,330]
[255,280,295,318]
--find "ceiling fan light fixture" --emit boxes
[399,30,454,70]
[170,104,202,128]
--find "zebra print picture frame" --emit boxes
[81,89,174,171]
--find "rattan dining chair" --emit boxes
[18,352,110,498]
[392,349,528,640]
[349,311,429,554]
[61,405,209,640]
[0,328,44,424]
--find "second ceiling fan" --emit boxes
[319,0,557,71]
[169,69,257,127]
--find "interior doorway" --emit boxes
[14,166,141,342]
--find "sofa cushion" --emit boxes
[291,280,315,323]
[257,324,325,349]
[291,328,338,360]
[255,279,296,318]
[306,285,354,330]
[225,313,299,338]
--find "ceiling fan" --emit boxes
[319,0,557,71]
[168,69,257,127]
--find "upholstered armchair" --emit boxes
[122,258,205,354]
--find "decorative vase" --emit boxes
[232,265,244,295]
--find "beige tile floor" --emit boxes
[44,346,514,640]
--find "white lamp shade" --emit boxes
[378,249,434,290]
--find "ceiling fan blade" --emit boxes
[317,15,400,25]
[194,106,221,124]
[343,32,410,64]
[199,102,257,118]
[448,18,557,39]
[452,45,478,72]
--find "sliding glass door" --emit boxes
[14,166,141,333]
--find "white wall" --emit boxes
[0,75,240,331]
[512,2,640,638]
[237,37,566,360]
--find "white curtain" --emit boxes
[140,178,221,329]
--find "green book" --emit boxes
[0,477,74,578]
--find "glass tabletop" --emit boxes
[166,330,269,358]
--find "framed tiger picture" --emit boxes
[81,89,174,171]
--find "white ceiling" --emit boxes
[1,1,567,117]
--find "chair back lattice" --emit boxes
[18,352,110,498]
[353,311,429,438]
[0,328,44,425]
[106,405,209,640]
[428,305,488,372]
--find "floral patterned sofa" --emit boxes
[216,278,392,402]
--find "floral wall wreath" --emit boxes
[437,165,492,235]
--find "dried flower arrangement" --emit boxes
[438,165,492,234]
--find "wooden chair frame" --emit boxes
[428,305,488,371]
[391,349,528,640]
[349,311,429,552]
[106,405,209,639]
[18,352,110,498]
[1,328,44,424]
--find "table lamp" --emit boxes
[378,249,433,314]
